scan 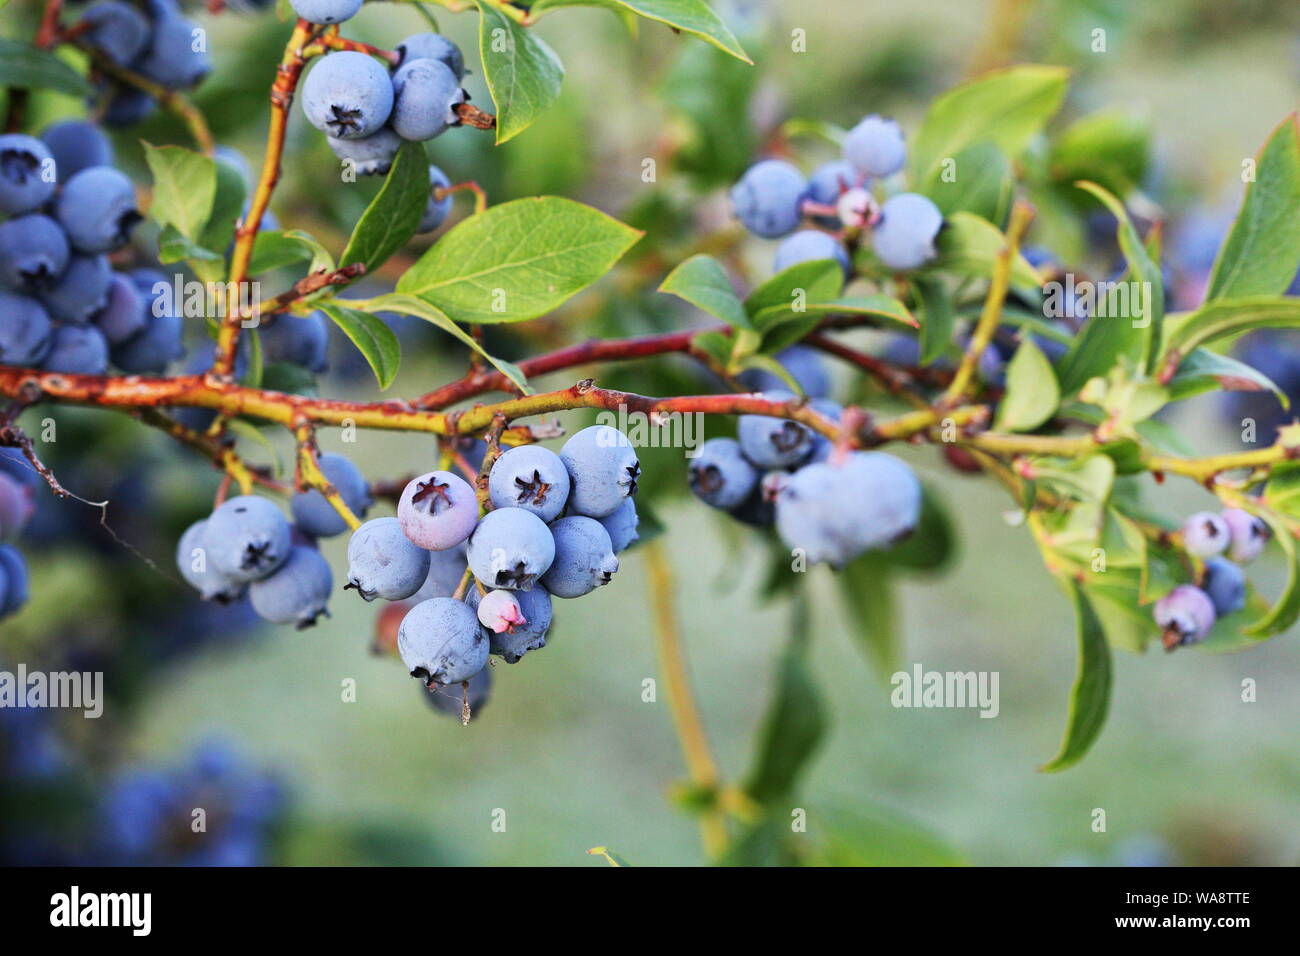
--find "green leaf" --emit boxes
[156,225,221,266]
[248,229,334,275]
[1159,296,1300,368]
[396,196,642,323]
[661,38,758,187]
[143,143,216,240]
[658,254,749,329]
[995,338,1060,432]
[919,142,1013,223]
[0,39,93,98]
[197,157,248,266]
[932,212,1043,290]
[317,303,401,390]
[809,807,967,866]
[476,1,565,144]
[744,259,844,317]
[1048,110,1150,202]
[1166,347,1289,407]
[360,293,530,393]
[532,0,750,63]
[751,294,917,334]
[1243,508,1300,638]
[744,624,826,806]
[1264,462,1300,520]
[690,330,732,368]
[910,65,1069,183]
[885,486,957,573]
[837,556,897,674]
[340,141,431,276]
[1034,454,1115,505]
[915,276,956,365]
[1205,115,1300,302]
[1040,578,1112,772]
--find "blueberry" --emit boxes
[134,13,211,89]
[1181,511,1230,558]
[42,324,109,375]
[55,166,141,253]
[843,115,906,178]
[204,495,293,583]
[559,424,640,518]
[397,597,489,687]
[40,254,112,323]
[773,229,850,275]
[40,120,114,181]
[736,345,832,398]
[540,515,619,599]
[302,52,394,141]
[1201,557,1246,617]
[260,311,330,373]
[0,472,34,541]
[804,398,844,463]
[468,584,553,662]
[872,193,942,271]
[397,470,478,551]
[390,58,466,142]
[0,134,56,215]
[978,343,1006,387]
[0,290,54,367]
[471,587,525,633]
[730,159,807,238]
[422,665,491,717]
[327,127,402,176]
[1154,584,1216,648]
[176,518,246,602]
[346,516,431,602]
[0,544,28,618]
[737,391,814,469]
[290,453,371,538]
[92,274,147,345]
[111,305,185,373]
[82,1,151,66]
[394,32,465,79]
[249,544,333,629]
[487,444,570,522]
[0,448,38,490]
[775,451,922,567]
[688,437,759,510]
[806,159,859,207]
[101,84,157,127]
[598,497,639,552]
[288,0,362,25]
[412,543,468,602]
[466,506,555,590]
[418,165,454,233]
[0,215,70,290]
[1220,508,1269,563]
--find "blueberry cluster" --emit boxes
[81,0,211,127]
[1154,508,1270,649]
[175,453,372,628]
[730,114,943,274]
[347,426,640,715]
[0,449,35,622]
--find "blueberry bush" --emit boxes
[1,0,1298,866]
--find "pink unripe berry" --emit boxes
[476,589,526,633]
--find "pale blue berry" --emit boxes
[774,229,850,275]
[1221,508,1269,563]
[398,470,478,550]
[843,115,906,178]
[55,166,141,254]
[487,444,570,522]
[688,437,759,510]
[1154,584,1216,648]
[418,165,453,233]
[1181,511,1230,558]
[398,597,489,687]
[394,33,465,79]
[346,517,431,602]
[291,453,372,538]
[0,134,56,215]
[737,391,814,469]
[390,58,466,142]
[302,52,394,141]
[176,519,246,602]
[872,193,942,271]
[205,495,293,583]
[467,507,555,591]
[559,425,640,518]
[540,516,618,599]
[250,545,333,629]
[598,498,639,552]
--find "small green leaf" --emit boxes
[1040,578,1112,772]
[809,806,967,866]
[144,143,216,240]
[317,303,401,390]
[0,39,93,98]
[837,555,898,674]
[932,212,1043,290]
[1034,454,1115,505]
[197,157,248,266]
[744,621,826,806]
[248,229,334,275]
[1167,347,1289,407]
[745,259,842,316]
[340,141,430,275]
[532,0,750,63]
[1159,296,1300,368]
[690,330,732,368]
[751,294,917,333]
[1048,110,1150,202]
[919,142,1013,223]
[157,225,222,266]
[914,276,955,365]
[396,196,642,323]
[885,486,957,573]
[1264,462,1300,519]
[995,338,1060,432]
[476,1,565,144]
[1243,508,1300,638]
[658,254,749,329]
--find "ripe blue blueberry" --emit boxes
[559,425,640,518]
[82,1,151,66]
[1154,584,1216,649]
[730,159,807,238]
[0,544,29,618]
[688,437,759,510]
[412,543,468,602]
[736,345,833,398]
[390,58,467,142]
[92,274,147,345]
[0,472,34,540]
[488,444,571,522]
[775,451,922,567]
[0,290,54,367]
[260,311,329,373]
[737,391,814,469]
[0,215,70,290]
[291,452,372,538]
[327,127,402,176]
[773,229,850,275]
[843,115,906,178]
[394,32,466,79]
[346,516,431,602]
[134,12,211,89]
[397,597,489,687]
[102,84,157,127]
[302,52,394,141]
[1201,557,1246,617]
[805,398,844,463]
[806,159,859,207]
[288,0,362,25]
[422,665,491,718]
[1181,511,1230,558]
[872,193,943,271]
[176,519,246,602]
[1220,508,1269,563]
[41,120,114,181]
[0,134,56,215]
[40,254,112,323]
[598,498,640,553]
[418,165,454,233]
[468,585,553,663]
[398,470,478,550]
[0,448,37,489]
[111,284,185,373]
[55,166,141,253]
[204,495,293,584]
[250,544,334,629]
[467,506,556,590]
[43,324,110,375]
[540,515,619,599]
